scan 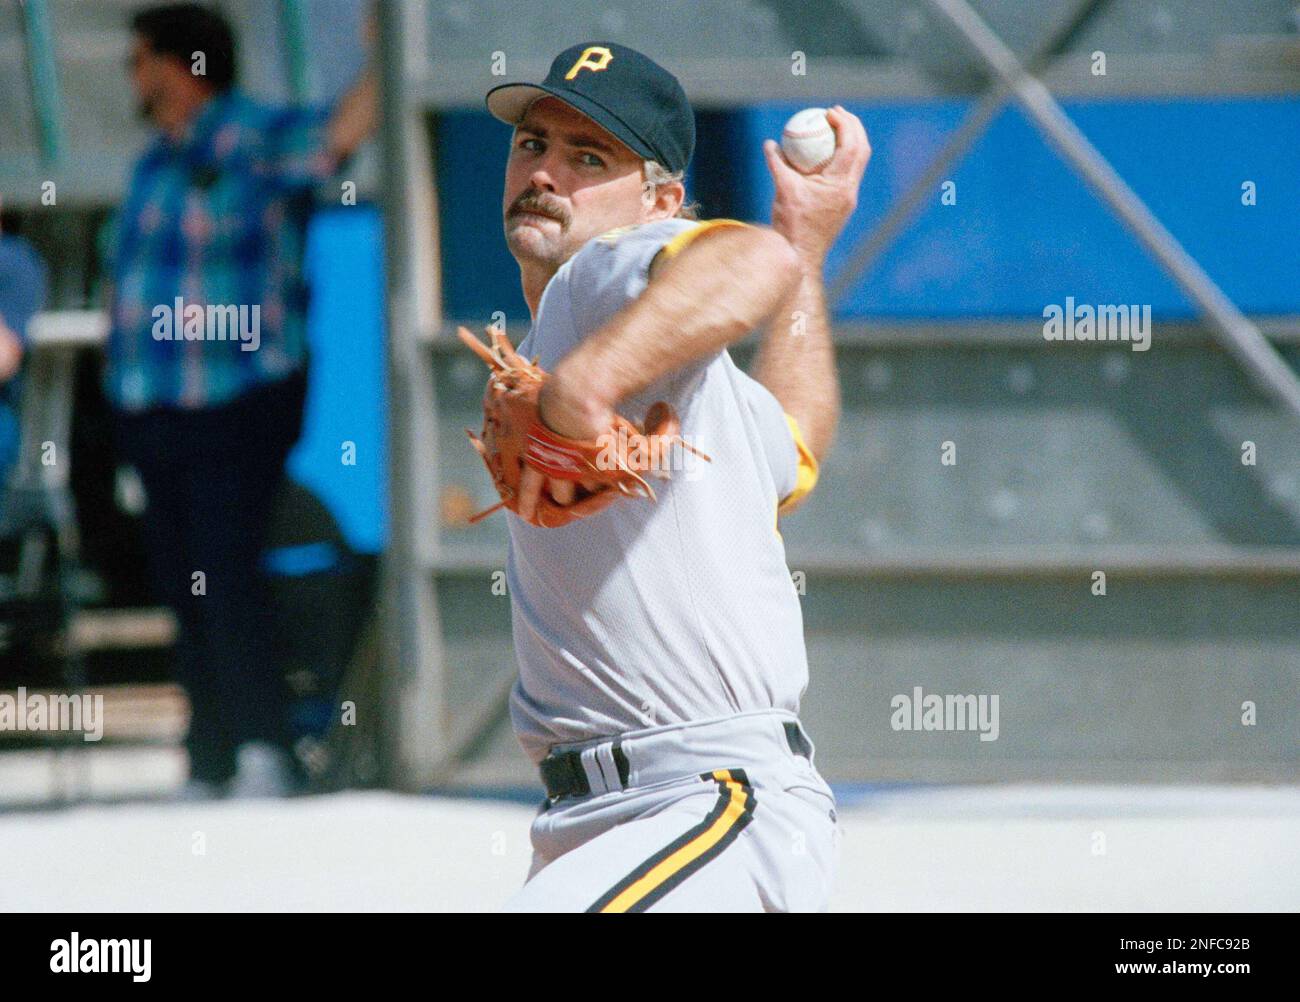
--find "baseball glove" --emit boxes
[457,325,710,528]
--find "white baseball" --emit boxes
[780,107,837,174]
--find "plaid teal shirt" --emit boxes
[107,90,338,411]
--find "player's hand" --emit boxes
[0,322,23,383]
[517,368,613,522]
[763,105,870,268]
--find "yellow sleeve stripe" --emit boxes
[658,218,751,262]
[778,413,819,516]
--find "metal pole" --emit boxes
[828,0,1112,304]
[278,0,312,102]
[21,0,64,164]
[922,0,1300,422]
[376,0,447,790]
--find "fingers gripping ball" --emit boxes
[780,107,837,174]
[457,326,710,529]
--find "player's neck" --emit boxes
[519,262,558,321]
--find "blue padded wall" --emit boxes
[728,97,1300,318]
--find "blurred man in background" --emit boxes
[107,3,376,798]
[0,195,48,477]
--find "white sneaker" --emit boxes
[226,741,298,799]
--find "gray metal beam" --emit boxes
[923,0,1300,422]
[429,544,1300,579]
[428,317,1300,350]
[408,55,1300,109]
[376,0,449,791]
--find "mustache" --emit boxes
[508,192,568,226]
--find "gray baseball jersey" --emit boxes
[506,217,820,763]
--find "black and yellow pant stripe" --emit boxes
[586,769,756,913]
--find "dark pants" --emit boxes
[114,372,307,783]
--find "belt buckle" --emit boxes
[540,749,589,801]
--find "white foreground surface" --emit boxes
[3,775,1298,911]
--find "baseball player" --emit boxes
[479,42,870,911]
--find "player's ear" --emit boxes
[641,175,684,223]
[639,176,658,213]
[660,181,685,219]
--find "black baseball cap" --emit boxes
[486,42,695,174]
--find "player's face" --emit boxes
[504,98,648,269]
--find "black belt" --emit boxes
[539,721,813,801]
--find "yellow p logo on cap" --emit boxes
[565,46,614,79]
